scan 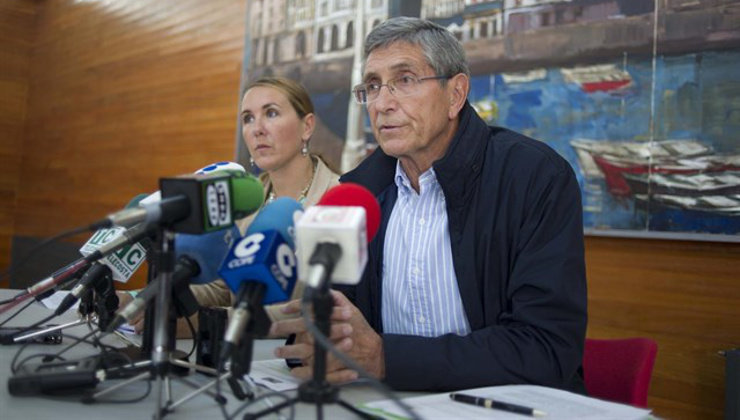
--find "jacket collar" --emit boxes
[433,101,487,207]
[340,145,397,196]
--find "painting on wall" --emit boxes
[241,0,740,242]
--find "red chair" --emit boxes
[583,337,658,407]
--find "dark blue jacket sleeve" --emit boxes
[382,160,587,392]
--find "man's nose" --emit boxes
[372,84,397,111]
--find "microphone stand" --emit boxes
[243,246,376,420]
[9,317,90,343]
[8,270,102,344]
[166,338,259,412]
[87,227,230,419]
[166,287,269,412]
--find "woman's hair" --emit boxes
[364,16,469,78]
[244,76,314,118]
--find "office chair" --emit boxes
[583,337,658,407]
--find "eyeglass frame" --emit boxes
[352,74,453,105]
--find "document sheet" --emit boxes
[361,384,653,419]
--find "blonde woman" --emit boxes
[191,77,339,319]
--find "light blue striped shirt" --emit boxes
[381,162,471,337]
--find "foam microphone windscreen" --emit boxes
[219,198,303,303]
[246,197,304,248]
[194,161,246,175]
[317,183,381,242]
[174,227,237,284]
[230,173,265,220]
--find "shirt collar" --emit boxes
[394,161,439,196]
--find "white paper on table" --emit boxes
[39,290,79,311]
[361,384,653,420]
[247,358,301,392]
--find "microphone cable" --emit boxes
[227,390,294,420]
[11,327,99,374]
[0,224,91,287]
[298,294,423,420]
[0,273,85,330]
[0,294,22,305]
[0,299,34,328]
[5,311,57,343]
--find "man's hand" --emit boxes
[270,290,385,384]
[113,290,197,338]
[114,291,145,334]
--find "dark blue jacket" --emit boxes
[339,102,587,393]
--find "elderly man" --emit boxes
[271,16,587,393]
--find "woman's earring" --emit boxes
[301,141,309,157]
[249,155,255,168]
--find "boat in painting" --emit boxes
[570,139,740,216]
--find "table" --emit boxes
[0,289,413,419]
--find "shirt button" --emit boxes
[418,316,425,323]
[412,267,420,275]
[419,218,426,225]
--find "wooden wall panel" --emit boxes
[585,236,740,419]
[16,0,246,237]
[0,0,37,288]
[2,1,739,418]
[13,0,247,288]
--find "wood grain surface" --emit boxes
[1,1,738,418]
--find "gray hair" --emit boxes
[364,16,470,77]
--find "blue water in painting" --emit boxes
[467,50,740,235]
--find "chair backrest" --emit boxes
[583,337,658,407]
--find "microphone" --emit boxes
[53,194,151,316]
[79,194,150,283]
[139,161,247,206]
[245,197,304,248]
[295,183,380,288]
[104,255,201,333]
[174,227,236,285]
[193,161,247,175]
[0,194,149,317]
[85,162,250,267]
[217,198,303,363]
[55,264,113,316]
[92,171,263,234]
[104,228,235,333]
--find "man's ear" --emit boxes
[447,73,470,120]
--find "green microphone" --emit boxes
[158,171,264,234]
[227,172,264,221]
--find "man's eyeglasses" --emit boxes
[353,75,452,104]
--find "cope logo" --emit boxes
[227,232,296,291]
[206,180,232,229]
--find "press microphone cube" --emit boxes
[219,230,297,305]
[79,227,147,282]
[159,173,235,234]
[295,205,367,287]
